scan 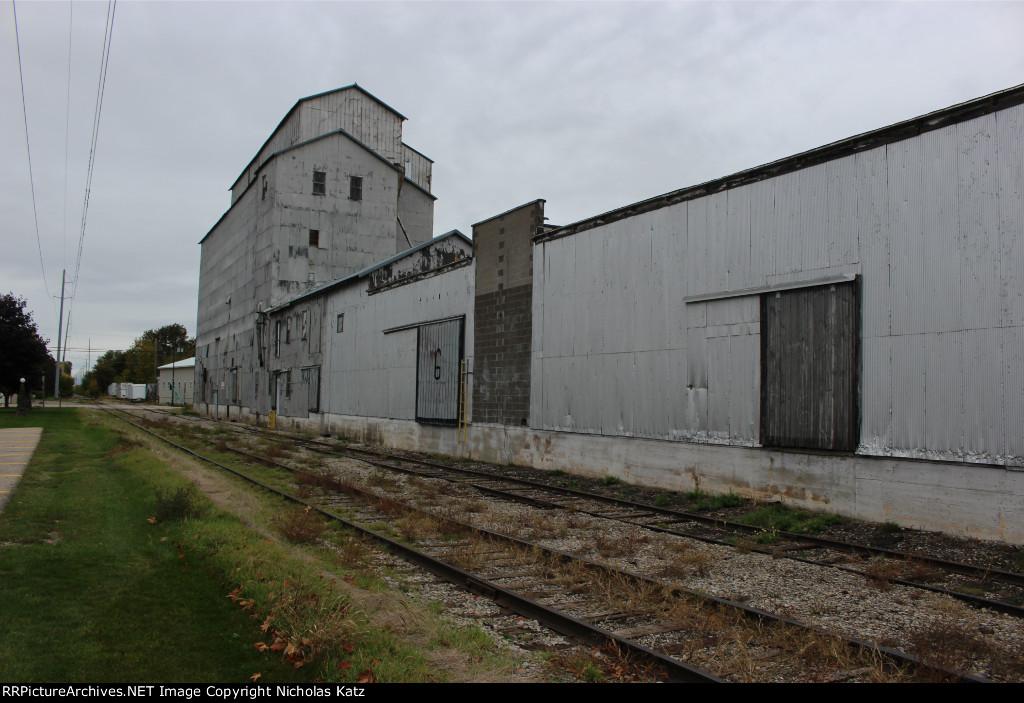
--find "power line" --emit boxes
[63,0,117,364]
[62,0,73,272]
[11,0,56,318]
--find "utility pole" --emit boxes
[54,270,66,401]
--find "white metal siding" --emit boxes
[532,103,1024,466]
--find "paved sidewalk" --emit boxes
[0,427,43,516]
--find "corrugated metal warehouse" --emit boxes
[195,84,1024,544]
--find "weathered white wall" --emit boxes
[533,104,1024,467]
[320,260,474,420]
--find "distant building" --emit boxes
[158,357,195,405]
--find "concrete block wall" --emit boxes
[472,200,544,426]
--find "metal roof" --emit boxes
[535,83,1024,244]
[157,357,196,370]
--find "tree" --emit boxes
[0,294,52,407]
[79,349,127,394]
[77,323,195,396]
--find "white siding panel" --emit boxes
[890,333,927,450]
[706,192,730,292]
[729,331,760,441]
[544,239,576,358]
[860,335,893,451]
[924,331,963,455]
[773,170,803,275]
[748,180,776,285]
[686,302,707,389]
[797,163,830,272]
[686,198,709,295]
[706,334,731,439]
[961,327,1003,458]
[632,218,656,353]
[827,155,860,268]
[958,115,1002,331]
[1003,325,1024,461]
[634,350,656,436]
[857,148,892,338]
[921,127,962,334]
[998,106,1024,327]
[888,139,926,336]
[725,187,752,290]
[615,352,637,435]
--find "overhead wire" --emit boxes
[11,0,56,318]
[62,1,73,272]
[63,0,117,366]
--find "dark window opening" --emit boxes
[349,176,362,201]
[337,313,344,333]
[313,170,326,196]
[309,229,319,247]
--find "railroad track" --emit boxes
[97,404,1019,682]
[128,403,1024,619]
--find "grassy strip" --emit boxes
[0,409,522,682]
[738,503,843,542]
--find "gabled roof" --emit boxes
[158,357,196,370]
[201,125,437,244]
[231,84,406,194]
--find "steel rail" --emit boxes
[97,406,724,683]
[106,407,993,683]
[121,404,1024,619]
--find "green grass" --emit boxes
[0,409,522,683]
[0,409,309,682]
[601,475,622,486]
[738,503,843,535]
[688,490,745,511]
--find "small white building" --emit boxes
[158,357,195,406]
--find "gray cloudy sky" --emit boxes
[3,0,1023,380]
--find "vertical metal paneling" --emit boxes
[1002,325,1023,460]
[921,128,962,334]
[748,180,776,286]
[888,138,926,336]
[957,115,1001,331]
[416,318,463,424]
[962,327,1002,457]
[923,331,962,454]
[827,156,860,268]
[997,105,1024,328]
[706,334,731,438]
[725,187,752,290]
[797,163,830,272]
[772,170,803,275]
[706,192,730,292]
[686,198,709,295]
[859,335,892,451]
[857,148,892,339]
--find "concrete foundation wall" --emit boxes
[197,406,1024,545]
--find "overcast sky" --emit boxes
[3,0,1023,380]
